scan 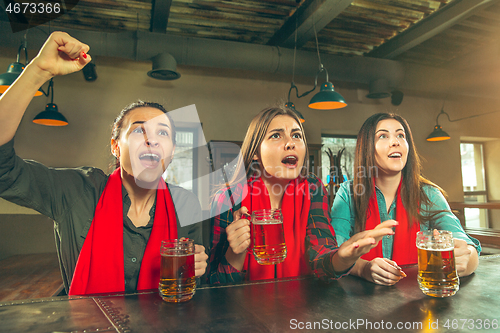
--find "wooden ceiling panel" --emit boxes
[326,17,400,40]
[48,0,152,32]
[394,28,491,66]
[393,1,500,67]
[174,0,296,17]
[165,0,297,43]
[9,0,500,69]
[302,0,450,58]
[169,4,284,27]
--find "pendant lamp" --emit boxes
[307,68,347,109]
[284,101,305,123]
[33,79,68,126]
[427,104,500,142]
[0,43,44,97]
[285,17,347,112]
[426,124,451,142]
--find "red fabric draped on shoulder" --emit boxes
[361,179,419,265]
[241,177,311,280]
[69,168,178,295]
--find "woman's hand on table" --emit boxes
[194,244,208,278]
[361,257,406,286]
[454,238,478,277]
[224,206,251,271]
[332,220,398,273]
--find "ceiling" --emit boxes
[2,0,500,98]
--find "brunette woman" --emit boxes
[208,107,396,284]
[0,32,208,295]
[331,113,480,286]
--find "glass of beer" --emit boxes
[159,239,196,302]
[251,209,287,265]
[416,230,459,297]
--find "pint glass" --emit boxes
[159,239,196,302]
[251,209,287,265]
[416,230,459,297]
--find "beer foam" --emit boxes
[416,244,454,251]
[252,219,282,225]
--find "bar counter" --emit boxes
[1,255,499,333]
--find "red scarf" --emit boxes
[361,180,419,265]
[69,168,178,295]
[241,177,311,280]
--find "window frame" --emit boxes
[320,134,357,186]
[460,141,490,229]
[163,126,199,196]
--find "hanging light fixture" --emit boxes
[0,42,44,96]
[33,79,69,126]
[307,66,347,109]
[147,53,180,80]
[286,15,346,112]
[427,101,450,142]
[308,16,346,110]
[285,101,305,123]
[285,15,306,123]
[427,126,451,142]
[427,102,500,142]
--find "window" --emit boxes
[163,127,198,195]
[321,135,357,186]
[460,142,488,228]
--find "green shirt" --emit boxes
[331,181,481,258]
[0,139,202,293]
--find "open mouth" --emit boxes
[282,155,298,166]
[139,152,161,162]
[388,152,402,159]
[139,152,161,168]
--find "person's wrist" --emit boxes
[225,246,246,271]
[24,61,54,86]
[331,251,355,272]
[360,260,373,281]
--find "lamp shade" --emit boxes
[0,62,43,96]
[33,103,68,126]
[147,53,180,80]
[308,82,347,110]
[426,125,450,141]
[285,102,305,123]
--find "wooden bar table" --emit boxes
[1,255,499,333]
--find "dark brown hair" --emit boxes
[111,100,176,169]
[353,113,445,232]
[230,105,309,184]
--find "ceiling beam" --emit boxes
[446,37,500,71]
[266,0,352,48]
[150,0,173,33]
[4,22,500,99]
[368,0,500,59]
[0,21,404,88]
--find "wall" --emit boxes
[1,50,500,257]
[0,215,55,261]
[484,140,500,229]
